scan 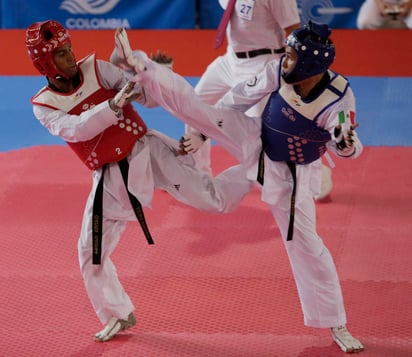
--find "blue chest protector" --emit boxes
[258,72,349,241]
[261,72,348,165]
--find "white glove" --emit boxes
[109,81,136,116]
[333,122,356,157]
[179,132,207,154]
[113,81,136,108]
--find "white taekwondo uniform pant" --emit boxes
[78,130,252,324]
[135,61,347,328]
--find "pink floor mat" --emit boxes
[0,145,411,356]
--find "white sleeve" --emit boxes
[96,59,126,90]
[216,59,281,113]
[33,101,120,143]
[33,59,155,143]
[32,61,125,142]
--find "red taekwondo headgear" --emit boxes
[25,20,74,80]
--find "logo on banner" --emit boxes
[60,0,119,14]
[297,0,354,25]
[60,0,130,29]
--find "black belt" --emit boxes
[235,47,285,59]
[92,158,154,265]
[285,161,297,242]
[257,148,296,241]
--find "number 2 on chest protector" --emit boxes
[115,147,123,155]
[238,0,255,20]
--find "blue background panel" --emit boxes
[2,0,368,29]
[1,76,411,153]
[2,0,196,29]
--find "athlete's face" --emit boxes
[53,43,77,78]
[282,46,298,78]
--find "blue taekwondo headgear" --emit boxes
[282,21,335,84]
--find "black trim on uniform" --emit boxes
[92,164,106,265]
[92,158,154,265]
[257,152,297,242]
[118,158,154,246]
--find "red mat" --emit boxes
[0,145,411,356]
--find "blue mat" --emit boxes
[1,76,411,152]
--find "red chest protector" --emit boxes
[32,54,147,170]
